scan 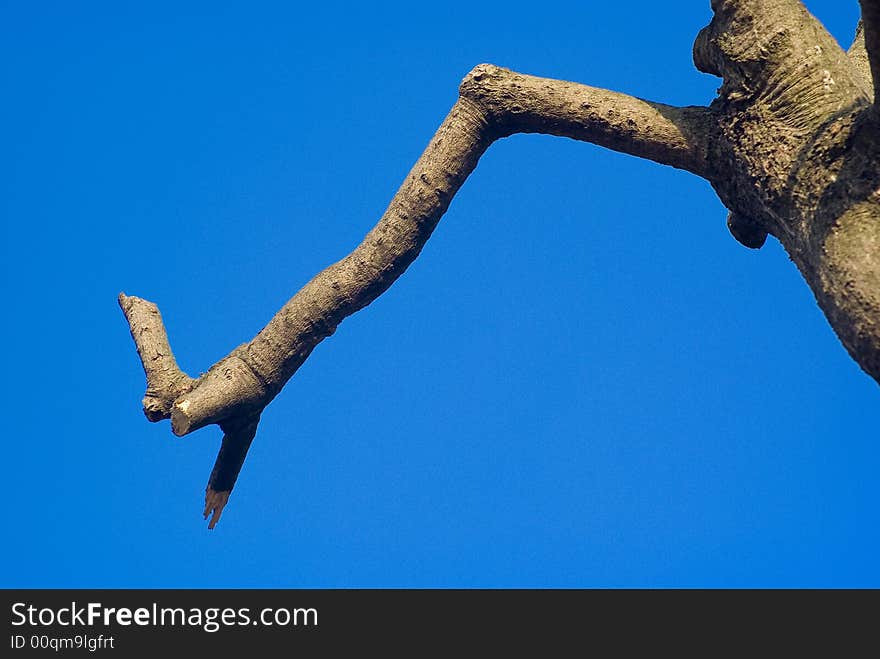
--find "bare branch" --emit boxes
[203,413,260,530]
[234,66,714,408]
[860,1,880,102]
[118,6,880,532]
[165,65,716,438]
[460,65,715,177]
[123,65,717,526]
[118,293,193,421]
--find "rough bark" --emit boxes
[849,21,873,96]
[122,0,879,528]
[694,0,880,383]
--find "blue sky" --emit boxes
[2,1,876,587]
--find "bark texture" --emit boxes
[694,0,880,382]
[122,0,880,528]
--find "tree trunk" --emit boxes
[693,0,880,382]
[121,0,880,528]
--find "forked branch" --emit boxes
[122,65,717,527]
[122,2,880,532]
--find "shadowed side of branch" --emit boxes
[859,0,880,101]
[204,413,261,529]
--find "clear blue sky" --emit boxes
[2,1,876,587]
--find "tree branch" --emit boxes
[231,66,715,416]
[461,66,714,176]
[203,412,260,529]
[165,65,716,435]
[120,3,880,531]
[122,65,715,526]
[859,0,880,101]
[118,293,193,421]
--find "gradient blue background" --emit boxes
[2,1,876,587]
